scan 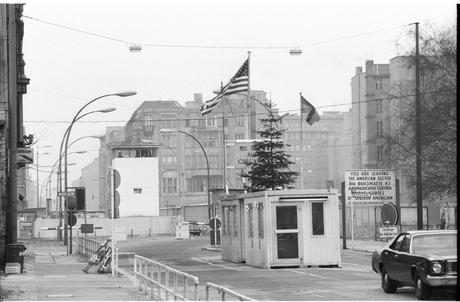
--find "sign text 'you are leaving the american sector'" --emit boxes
[344,169,396,205]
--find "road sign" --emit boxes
[381,202,398,226]
[17,148,34,164]
[379,226,398,239]
[67,214,77,227]
[344,169,396,205]
[80,224,93,234]
[209,217,221,230]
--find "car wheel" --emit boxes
[381,270,397,293]
[414,273,432,300]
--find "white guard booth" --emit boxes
[220,189,341,269]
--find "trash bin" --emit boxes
[6,243,27,273]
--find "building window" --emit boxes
[233,205,238,236]
[239,146,247,151]
[377,145,384,161]
[377,121,383,137]
[312,202,324,235]
[205,116,216,127]
[133,188,143,194]
[143,113,153,126]
[162,177,177,194]
[235,116,245,127]
[161,115,176,129]
[222,207,227,236]
[376,99,383,113]
[235,134,245,140]
[258,203,264,238]
[185,118,191,127]
[376,79,383,90]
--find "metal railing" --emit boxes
[134,255,199,301]
[205,282,255,301]
[77,237,101,257]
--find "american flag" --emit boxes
[200,59,249,115]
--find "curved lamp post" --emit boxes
[58,108,116,243]
[64,92,135,254]
[160,129,211,221]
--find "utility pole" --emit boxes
[414,22,423,230]
[7,4,18,244]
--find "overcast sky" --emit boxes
[19,0,456,187]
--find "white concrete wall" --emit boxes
[113,157,159,217]
[33,216,175,239]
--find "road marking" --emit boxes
[47,294,73,298]
[287,269,330,279]
[192,257,242,271]
[342,262,372,268]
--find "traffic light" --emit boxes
[75,187,86,211]
[67,187,85,211]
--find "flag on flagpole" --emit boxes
[300,95,320,125]
[200,59,249,115]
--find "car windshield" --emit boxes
[412,233,457,253]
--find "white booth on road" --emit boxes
[220,190,341,269]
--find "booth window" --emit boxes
[233,205,238,236]
[312,202,324,235]
[258,203,264,238]
[247,204,253,238]
[222,206,227,236]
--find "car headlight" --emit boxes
[431,262,443,274]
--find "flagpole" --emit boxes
[299,92,304,189]
[220,82,227,194]
[246,51,251,140]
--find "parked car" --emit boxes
[371,229,457,300]
[188,222,202,236]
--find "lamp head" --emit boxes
[159,128,177,134]
[115,91,137,97]
[75,151,87,154]
[99,107,117,113]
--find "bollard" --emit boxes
[131,229,133,237]
[148,228,151,237]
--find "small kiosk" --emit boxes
[220,189,341,269]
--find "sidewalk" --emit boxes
[341,238,389,253]
[1,238,144,301]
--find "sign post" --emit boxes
[344,170,396,245]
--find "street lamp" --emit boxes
[159,129,211,221]
[58,108,116,244]
[64,92,135,254]
[36,146,52,208]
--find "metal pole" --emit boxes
[246,51,251,140]
[414,22,423,230]
[341,182,346,249]
[299,93,304,189]
[221,83,227,193]
[36,149,39,208]
[6,4,18,244]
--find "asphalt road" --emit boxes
[116,235,456,301]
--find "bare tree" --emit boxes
[389,24,456,197]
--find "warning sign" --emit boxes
[344,170,396,205]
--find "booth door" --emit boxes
[274,204,301,264]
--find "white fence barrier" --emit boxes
[134,255,199,301]
[205,282,255,301]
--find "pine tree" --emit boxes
[241,104,298,192]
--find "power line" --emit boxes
[22,87,454,124]
[23,14,407,50]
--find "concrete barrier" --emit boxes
[33,216,175,239]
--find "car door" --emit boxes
[381,234,405,281]
[393,234,413,283]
